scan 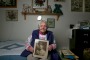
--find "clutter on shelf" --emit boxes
[72,20,90,29]
[22,4,32,13]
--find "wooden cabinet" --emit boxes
[70,29,90,60]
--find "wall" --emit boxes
[0,13,2,40]
[0,0,90,50]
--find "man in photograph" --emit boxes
[35,42,46,56]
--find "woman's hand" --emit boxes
[48,44,56,51]
[27,46,34,52]
[48,45,53,51]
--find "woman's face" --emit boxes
[39,22,47,33]
[40,45,43,49]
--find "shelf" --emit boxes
[21,12,61,21]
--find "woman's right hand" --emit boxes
[27,46,34,52]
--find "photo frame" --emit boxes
[54,0,65,2]
[85,0,90,12]
[32,0,48,9]
[33,39,49,58]
[32,0,48,13]
[47,18,55,28]
[0,0,17,8]
[71,0,83,12]
[6,10,18,21]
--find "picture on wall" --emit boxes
[6,10,18,21]
[0,0,17,8]
[54,0,64,2]
[71,0,83,12]
[32,0,48,9]
[47,18,55,28]
[33,39,49,58]
[85,0,90,12]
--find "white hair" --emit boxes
[38,20,47,28]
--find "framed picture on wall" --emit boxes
[32,0,48,13]
[0,0,17,8]
[33,39,49,58]
[47,18,55,28]
[54,0,65,2]
[32,0,48,9]
[71,0,83,12]
[85,0,90,12]
[6,10,18,21]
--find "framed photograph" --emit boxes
[0,0,17,8]
[32,0,48,11]
[80,21,89,26]
[54,0,65,2]
[47,18,55,28]
[33,39,49,58]
[85,0,90,12]
[6,10,18,21]
[71,0,83,12]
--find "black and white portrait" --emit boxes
[33,39,49,58]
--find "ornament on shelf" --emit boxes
[47,5,52,13]
[22,4,32,13]
[53,4,63,15]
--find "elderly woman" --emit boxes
[21,20,56,60]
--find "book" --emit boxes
[61,50,75,59]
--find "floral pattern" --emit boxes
[35,0,45,6]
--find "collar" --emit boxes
[39,31,46,35]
